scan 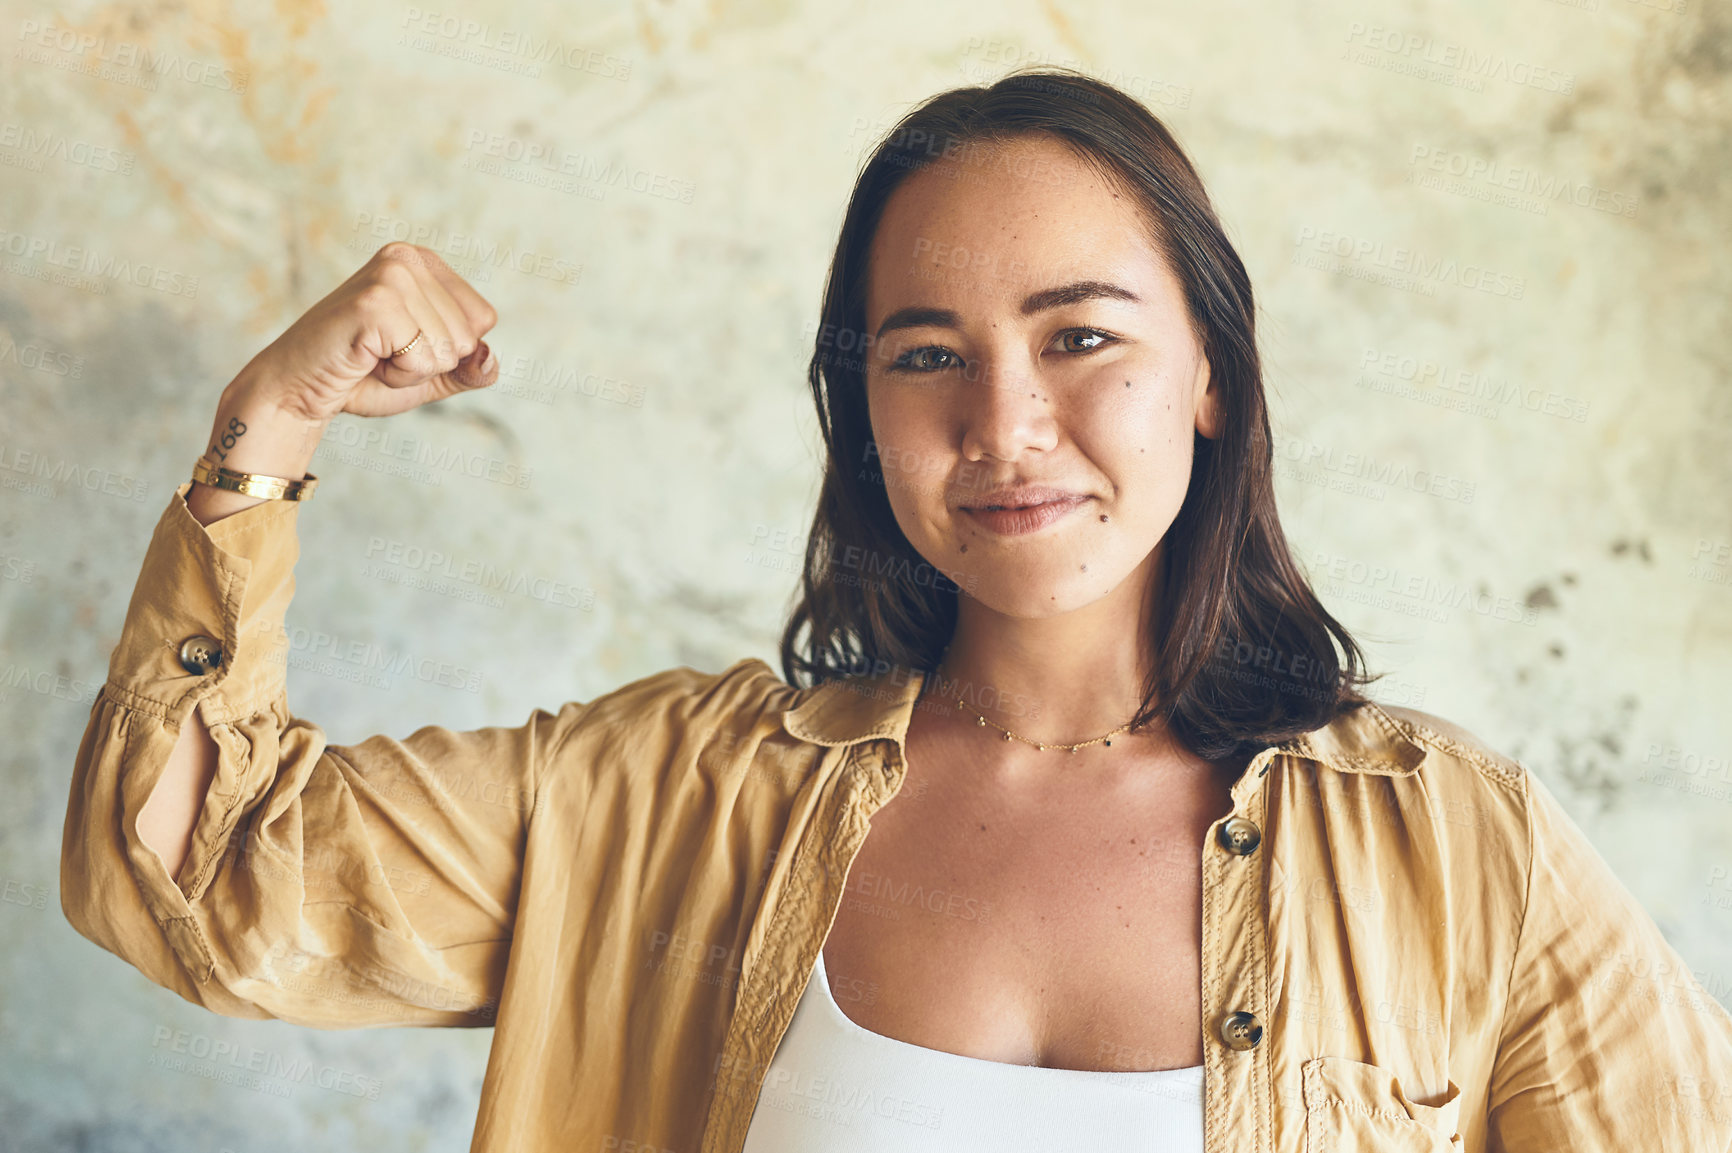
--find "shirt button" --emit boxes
[1216,816,1262,856]
[178,635,224,675]
[1218,1010,1264,1051]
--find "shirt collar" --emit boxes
[780,664,1426,775]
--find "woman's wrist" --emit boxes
[185,379,331,527]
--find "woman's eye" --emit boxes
[1055,329,1113,353]
[892,346,961,373]
[887,332,1110,373]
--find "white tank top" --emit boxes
[740,948,1205,1151]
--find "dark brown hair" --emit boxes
[777,67,1382,762]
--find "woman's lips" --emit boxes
[959,495,1091,535]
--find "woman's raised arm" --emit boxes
[58,244,574,1029]
[141,240,502,878]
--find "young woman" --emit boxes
[62,69,1732,1153]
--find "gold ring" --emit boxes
[390,330,423,359]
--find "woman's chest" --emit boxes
[818,762,1235,1072]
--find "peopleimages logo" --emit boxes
[1309,550,1538,626]
[363,536,595,610]
[397,9,632,80]
[1272,432,1477,504]
[268,626,485,693]
[0,121,134,174]
[0,227,199,297]
[1292,226,1525,300]
[846,868,993,923]
[1342,22,1575,94]
[0,333,83,377]
[147,1026,381,1099]
[350,212,583,286]
[0,442,150,501]
[1407,144,1640,218]
[15,19,249,92]
[461,129,696,204]
[1356,346,1590,424]
[316,421,533,488]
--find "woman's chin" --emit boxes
[954,571,1127,620]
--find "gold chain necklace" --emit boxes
[929,675,1136,753]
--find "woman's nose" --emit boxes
[959,356,1059,462]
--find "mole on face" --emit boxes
[1099,514,1108,522]
[959,543,968,553]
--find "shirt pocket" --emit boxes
[1302,1056,1463,1152]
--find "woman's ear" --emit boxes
[1192,356,1222,440]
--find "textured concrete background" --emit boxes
[1,0,1728,1148]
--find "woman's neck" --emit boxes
[927,596,1159,751]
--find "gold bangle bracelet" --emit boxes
[191,457,318,501]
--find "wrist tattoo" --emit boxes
[208,415,248,463]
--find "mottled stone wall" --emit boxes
[1,0,1727,1148]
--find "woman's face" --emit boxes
[862,132,1222,620]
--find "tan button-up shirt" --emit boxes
[61,483,1732,1151]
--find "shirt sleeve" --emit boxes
[1486,766,1732,1150]
[59,482,584,1029]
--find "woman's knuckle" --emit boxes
[380,256,421,288]
[352,280,398,316]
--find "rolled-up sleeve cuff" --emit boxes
[104,481,303,723]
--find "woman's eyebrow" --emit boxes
[875,305,958,339]
[873,281,1141,340]
[1019,280,1141,314]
